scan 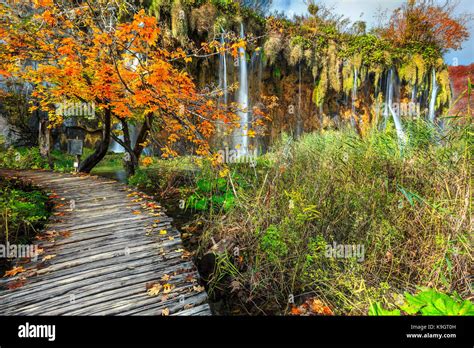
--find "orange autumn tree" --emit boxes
[0,0,250,175]
[381,0,470,52]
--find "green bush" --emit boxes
[0,179,50,243]
[0,146,49,169]
[369,288,474,316]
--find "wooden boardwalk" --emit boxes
[0,169,211,316]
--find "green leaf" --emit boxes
[196,179,213,193]
[369,302,401,316]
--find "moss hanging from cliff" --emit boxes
[149,0,170,20]
[289,43,304,66]
[437,68,451,109]
[264,34,284,66]
[171,0,188,44]
[399,54,426,96]
[328,42,341,93]
[313,62,328,107]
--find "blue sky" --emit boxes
[270,0,474,65]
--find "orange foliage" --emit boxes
[0,1,264,159]
[382,0,470,52]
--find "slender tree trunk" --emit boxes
[79,108,111,173]
[120,119,138,177]
[38,115,53,169]
[133,111,153,162]
[114,112,153,177]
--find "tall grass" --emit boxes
[198,120,472,314]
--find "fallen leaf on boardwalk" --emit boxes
[60,231,72,238]
[175,249,184,253]
[161,274,171,281]
[193,285,205,293]
[7,278,26,289]
[161,308,170,316]
[35,247,45,255]
[45,231,59,237]
[181,250,192,259]
[53,212,66,216]
[132,210,142,215]
[42,254,56,262]
[147,283,163,296]
[159,230,167,235]
[4,266,26,277]
[184,304,194,310]
[162,283,175,294]
[168,236,174,241]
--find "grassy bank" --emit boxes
[0,178,51,274]
[190,120,472,315]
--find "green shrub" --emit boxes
[369,288,474,316]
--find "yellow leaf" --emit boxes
[147,283,163,296]
[161,308,170,316]
[4,266,25,277]
[159,229,167,235]
[162,283,175,294]
[42,254,56,262]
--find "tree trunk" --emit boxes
[133,111,153,162]
[120,119,139,177]
[121,111,154,177]
[79,108,111,173]
[38,116,53,169]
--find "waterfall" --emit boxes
[428,68,438,122]
[384,69,406,144]
[351,68,358,128]
[219,33,228,106]
[233,22,249,156]
[109,123,138,153]
[296,62,302,137]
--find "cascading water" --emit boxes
[110,123,125,153]
[109,123,138,153]
[233,22,249,156]
[219,33,228,106]
[384,68,406,144]
[428,68,438,122]
[351,68,358,128]
[296,62,303,137]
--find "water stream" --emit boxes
[428,68,438,122]
[233,22,249,156]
